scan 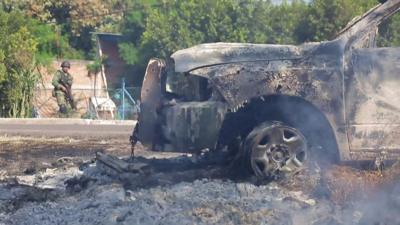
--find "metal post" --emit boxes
[122,78,125,120]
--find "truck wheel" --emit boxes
[242,121,307,179]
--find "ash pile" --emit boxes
[0,152,400,225]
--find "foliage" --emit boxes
[0,0,128,117]
[296,0,377,42]
[377,12,400,47]
[0,9,81,118]
[118,0,308,64]
[118,0,399,74]
[118,0,157,65]
[87,55,107,75]
[27,20,84,63]
[118,42,140,65]
[0,10,39,117]
[21,0,126,57]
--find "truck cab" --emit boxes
[133,0,400,178]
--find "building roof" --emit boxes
[94,32,123,42]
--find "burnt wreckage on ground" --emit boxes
[131,0,400,179]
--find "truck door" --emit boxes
[160,72,227,152]
[345,47,400,160]
[138,58,165,145]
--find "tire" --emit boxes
[241,121,307,179]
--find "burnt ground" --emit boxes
[0,136,400,225]
[0,137,130,176]
[0,136,182,177]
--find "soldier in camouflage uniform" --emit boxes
[52,61,75,117]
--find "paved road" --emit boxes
[0,118,136,140]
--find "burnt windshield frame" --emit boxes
[163,71,212,102]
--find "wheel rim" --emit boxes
[249,123,307,178]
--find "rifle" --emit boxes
[59,77,77,110]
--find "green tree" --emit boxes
[1,0,126,58]
[119,0,308,71]
[378,12,400,47]
[118,0,157,65]
[0,11,38,117]
[265,1,308,44]
[117,0,399,83]
[295,0,377,42]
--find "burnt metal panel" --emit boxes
[171,43,304,73]
[162,101,228,152]
[346,48,400,160]
[337,0,400,48]
[138,59,166,144]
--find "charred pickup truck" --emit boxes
[132,0,400,178]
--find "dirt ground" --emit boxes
[0,136,183,176]
[0,136,129,176]
[0,136,400,225]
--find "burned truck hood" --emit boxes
[171,42,308,73]
[170,41,343,109]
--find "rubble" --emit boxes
[15,167,82,190]
[0,149,399,225]
[95,152,150,174]
[0,136,400,225]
